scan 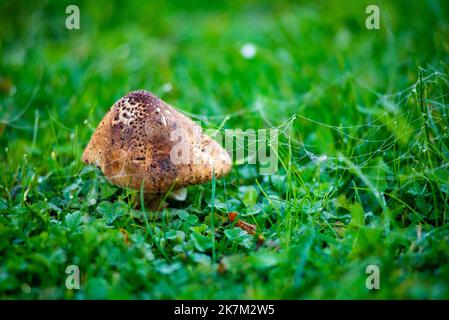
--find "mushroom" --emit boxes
[82,90,232,209]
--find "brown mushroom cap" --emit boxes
[82,90,232,193]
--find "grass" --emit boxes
[1,0,449,299]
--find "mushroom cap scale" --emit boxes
[82,90,232,193]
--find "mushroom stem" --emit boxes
[134,193,166,211]
[145,195,166,211]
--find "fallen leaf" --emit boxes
[256,234,265,246]
[227,212,257,235]
[217,260,227,274]
[119,228,130,245]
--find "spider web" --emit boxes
[184,67,449,199]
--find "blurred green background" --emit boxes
[1,0,449,299]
